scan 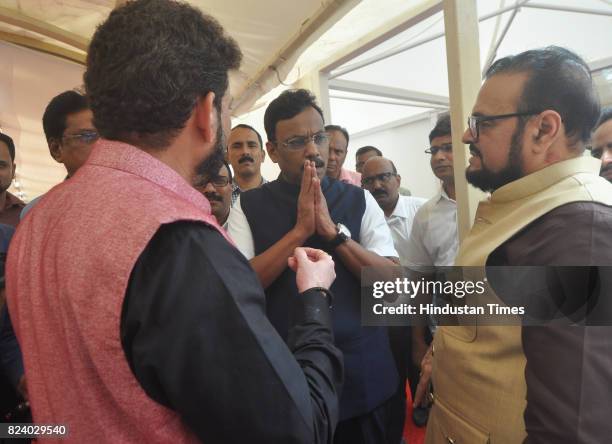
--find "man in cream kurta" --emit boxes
[422,47,612,444]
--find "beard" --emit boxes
[466,124,525,193]
[195,114,226,179]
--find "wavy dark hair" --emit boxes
[84,0,242,149]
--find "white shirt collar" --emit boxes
[389,195,410,219]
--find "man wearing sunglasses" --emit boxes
[229,89,401,443]
[20,90,98,219]
[194,161,233,228]
[591,106,612,183]
[421,47,612,444]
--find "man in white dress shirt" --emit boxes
[404,113,459,425]
[361,157,425,265]
[361,155,426,433]
[405,113,458,270]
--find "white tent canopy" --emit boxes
[1,0,611,208]
[1,0,434,201]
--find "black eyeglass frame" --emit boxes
[195,176,231,189]
[272,131,329,151]
[361,171,396,187]
[468,111,541,142]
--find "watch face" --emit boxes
[337,223,351,238]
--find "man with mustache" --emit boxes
[417,47,612,444]
[360,155,425,438]
[228,89,402,443]
[325,125,361,186]
[194,161,233,228]
[591,106,612,183]
[355,145,412,196]
[6,1,344,442]
[361,157,425,260]
[226,124,267,206]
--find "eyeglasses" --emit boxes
[424,143,453,156]
[467,112,540,142]
[361,172,396,187]
[62,131,99,145]
[275,131,329,150]
[195,176,230,189]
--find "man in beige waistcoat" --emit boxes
[416,46,612,443]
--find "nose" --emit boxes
[203,182,217,194]
[602,148,612,166]
[432,148,448,162]
[328,148,337,162]
[371,177,386,188]
[461,127,473,144]
[304,138,321,160]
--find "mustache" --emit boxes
[300,157,325,170]
[204,192,222,202]
[601,163,612,174]
[238,155,254,164]
[469,144,481,157]
[372,189,387,197]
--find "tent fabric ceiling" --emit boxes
[0,0,331,100]
[3,0,610,200]
[0,0,360,200]
[328,0,612,135]
[0,0,437,201]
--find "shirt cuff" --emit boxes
[292,288,333,327]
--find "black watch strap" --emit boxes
[326,230,349,250]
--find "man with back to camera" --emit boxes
[7,1,343,442]
[325,124,361,186]
[0,134,24,227]
[228,89,404,443]
[413,46,612,444]
[21,90,98,219]
[591,106,612,183]
[226,124,268,206]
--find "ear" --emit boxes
[530,110,562,154]
[194,92,216,144]
[266,141,279,164]
[396,174,401,187]
[49,139,63,163]
[260,148,266,162]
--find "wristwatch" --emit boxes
[326,223,351,250]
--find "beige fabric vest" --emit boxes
[425,156,612,444]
